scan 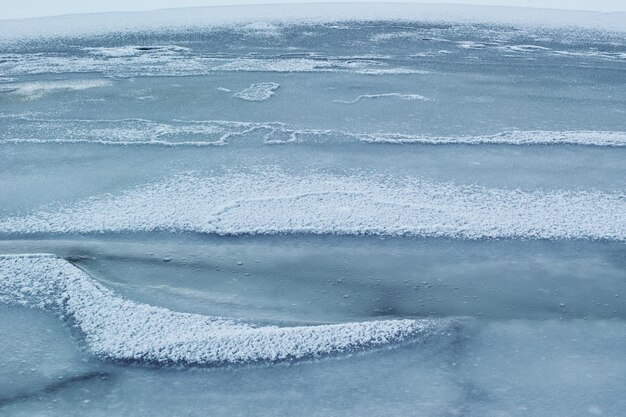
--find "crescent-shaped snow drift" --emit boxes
[0,254,448,366]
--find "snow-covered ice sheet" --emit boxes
[1,3,625,416]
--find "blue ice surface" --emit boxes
[0,12,625,417]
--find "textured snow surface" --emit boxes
[0,168,623,240]
[355,130,626,146]
[0,7,624,414]
[0,51,427,77]
[2,116,626,147]
[0,254,445,365]
[1,3,626,42]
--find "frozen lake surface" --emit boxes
[0,4,625,416]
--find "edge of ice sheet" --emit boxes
[2,117,626,147]
[1,3,625,42]
[0,169,624,240]
[0,254,447,365]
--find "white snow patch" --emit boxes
[498,44,551,53]
[334,93,430,104]
[355,68,430,75]
[356,130,626,146]
[83,45,190,57]
[0,168,623,240]
[457,41,488,49]
[0,79,112,100]
[233,82,280,101]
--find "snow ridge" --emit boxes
[2,116,626,147]
[0,169,623,240]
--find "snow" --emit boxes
[233,82,281,101]
[2,116,625,147]
[0,168,624,240]
[0,79,113,100]
[333,93,430,104]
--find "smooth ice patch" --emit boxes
[0,305,98,404]
[0,168,623,240]
[458,320,626,416]
[0,254,446,366]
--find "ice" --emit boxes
[0,305,101,405]
[0,4,625,416]
[458,320,626,417]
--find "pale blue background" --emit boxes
[3,0,626,20]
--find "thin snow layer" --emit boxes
[0,118,270,146]
[1,3,625,42]
[2,116,626,147]
[356,130,626,146]
[333,93,429,104]
[0,169,624,240]
[83,45,191,58]
[233,82,280,101]
[0,51,424,78]
[0,79,112,100]
[0,254,445,365]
